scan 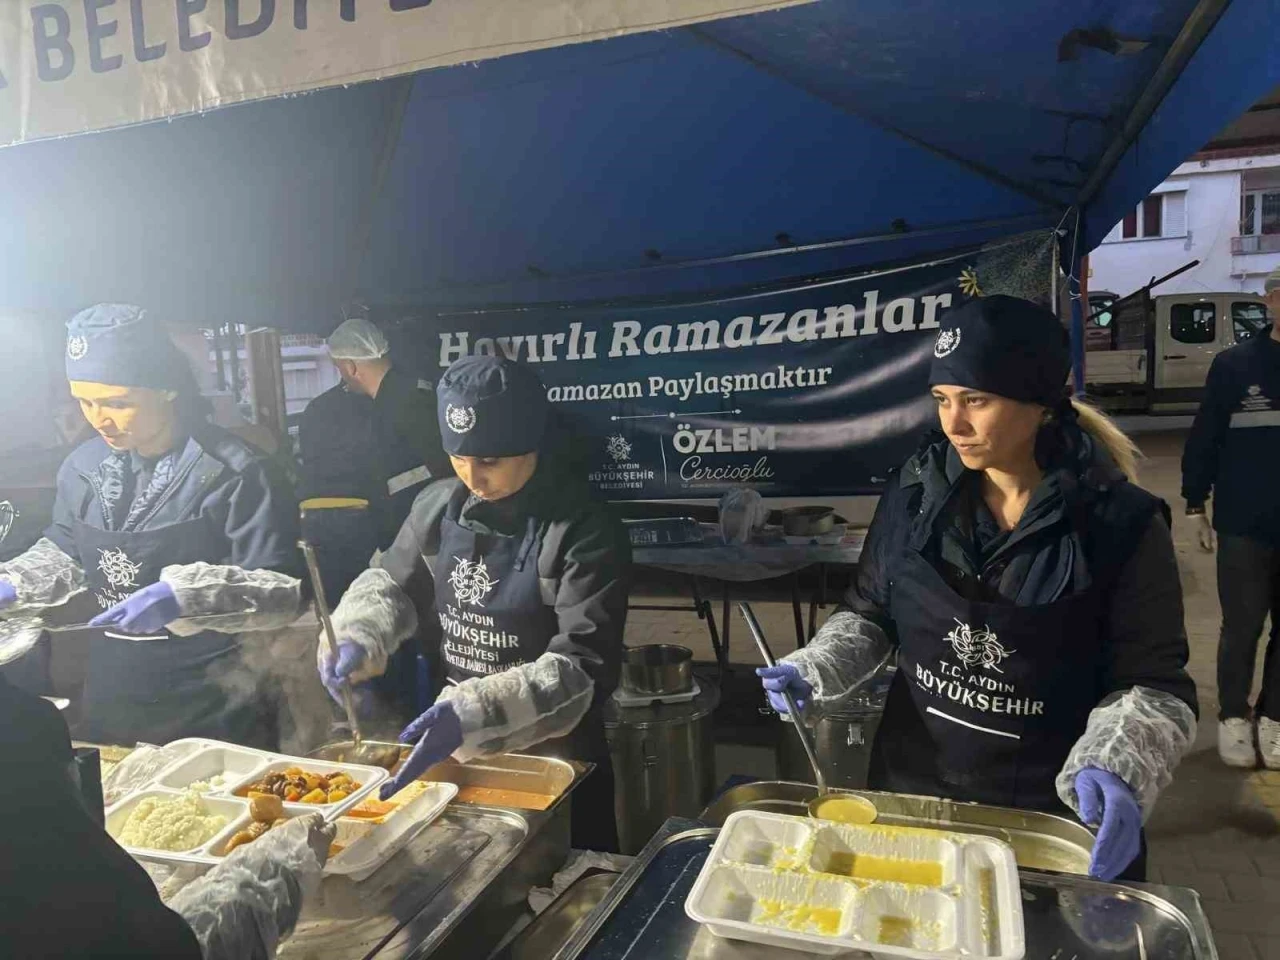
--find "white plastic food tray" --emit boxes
[685,811,1024,960]
[325,781,458,881]
[105,738,388,867]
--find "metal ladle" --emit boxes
[738,601,828,795]
[298,498,401,771]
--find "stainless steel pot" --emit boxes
[778,505,835,537]
[620,644,693,696]
[776,706,884,790]
[603,679,720,854]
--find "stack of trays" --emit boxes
[685,811,1025,959]
[104,738,388,867]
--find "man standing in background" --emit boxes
[325,317,452,545]
[1183,266,1280,769]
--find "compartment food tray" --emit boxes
[105,738,388,867]
[324,781,458,881]
[685,810,1024,960]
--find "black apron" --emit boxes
[868,533,1106,812]
[71,512,276,750]
[433,486,617,851]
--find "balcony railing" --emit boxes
[1233,233,1280,255]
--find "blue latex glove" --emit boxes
[318,642,377,718]
[756,663,813,714]
[319,643,366,704]
[89,582,181,635]
[0,580,16,611]
[1076,767,1142,881]
[380,701,463,800]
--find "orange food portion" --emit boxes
[237,768,360,805]
[453,786,555,811]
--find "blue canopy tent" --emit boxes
[1,0,1277,496]
[2,0,1277,331]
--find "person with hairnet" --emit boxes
[758,296,1197,882]
[325,317,453,545]
[317,355,631,851]
[0,672,333,959]
[1183,266,1280,769]
[0,304,302,748]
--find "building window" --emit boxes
[1241,190,1280,236]
[1105,191,1186,242]
[1169,302,1216,345]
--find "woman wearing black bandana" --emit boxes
[759,295,1197,882]
[0,304,303,748]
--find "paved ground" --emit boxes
[625,427,1280,959]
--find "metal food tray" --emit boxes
[702,782,1095,876]
[684,811,1023,959]
[278,752,589,960]
[623,518,705,548]
[556,819,1218,960]
[104,738,387,867]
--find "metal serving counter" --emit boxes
[275,752,584,960]
[555,819,1219,960]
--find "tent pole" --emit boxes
[1070,258,1086,397]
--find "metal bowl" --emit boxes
[620,644,694,696]
[778,505,836,537]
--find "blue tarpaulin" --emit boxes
[1,0,1278,331]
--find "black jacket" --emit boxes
[379,461,630,707]
[847,426,1197,714]
[1182,332,1280,544]
[0,677,202,959]
[45,423,302,580]
[297,384,378,503]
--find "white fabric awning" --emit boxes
[0,0,812,147]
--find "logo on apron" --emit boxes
[97,547,141,589]
[944,619,1014,673]
[448,557,499,606]
[445,404,477,434]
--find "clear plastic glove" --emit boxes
[168,813,335,960]
[89,582,181,634]
[381,702,463,800]
[0,579,15,611]
[1195,514,1215,553]
[756,663,813,714]
[1076,767,1142,881]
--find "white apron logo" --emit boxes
[605,435,633,463]
[944,619,1014,673]
[97,548,141,589]
[445,404,477,434]
[67,335,89,361]
[448,557,499,607]
[933,328,962,359]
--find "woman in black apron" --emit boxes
[0,304,303,748]
[759,295,1198,881]
[318,354,630,851]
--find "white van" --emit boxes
[1084,291,1272,412]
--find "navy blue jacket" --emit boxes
[847,427,1196,715]
[45,424,301,579]
[1182,333,1280,544]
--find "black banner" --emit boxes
[386,233,1054,498]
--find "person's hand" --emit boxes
[319,642,367,705]
[1075,767,1142,881]
[380,702,463,800]
[756,663,813,714]
[89,582,181,634]
[0,580,16,612]
[1195,514,1215,553]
